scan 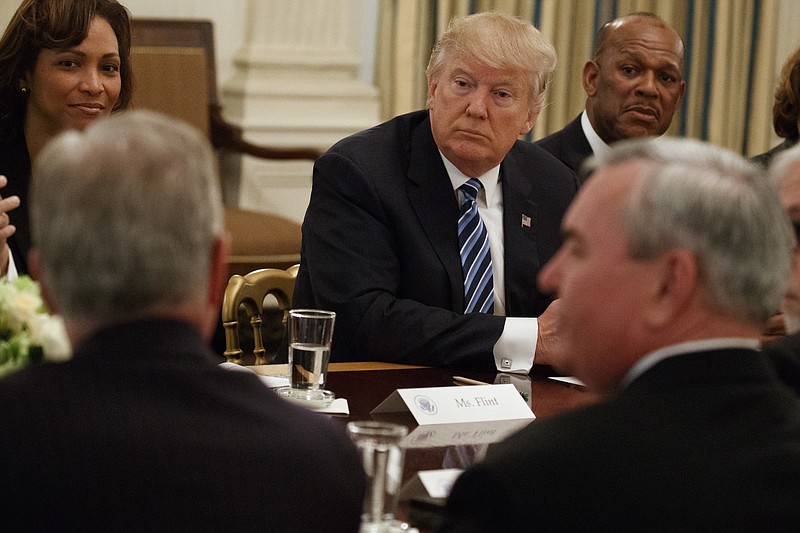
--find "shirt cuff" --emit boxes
[492,317,538,374]
[2,247,18,281]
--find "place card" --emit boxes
[371,384,534,425]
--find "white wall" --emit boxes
[0,2,16,29]
[124,0,378,91]
[120,0,249,89]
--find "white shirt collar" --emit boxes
[439,150,501,204]
[620,337,762,390]
[580,110,610,159]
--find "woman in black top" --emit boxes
[0,0,132,276]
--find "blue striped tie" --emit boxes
[458,179,494,314]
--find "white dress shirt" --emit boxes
[441,153,538,374]
[580,110,610,159]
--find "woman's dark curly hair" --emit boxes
[773,46,800,142]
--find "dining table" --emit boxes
[250,361,600,531]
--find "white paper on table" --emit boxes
[418,469,463,498]
[311,398,350,415]
[257,375,291,389]
[219,361,252,373]
[219,361,289,388]
[219,362,347,414]
[400,469,463,501]
[284,397,349,415]
[548,376,586,387]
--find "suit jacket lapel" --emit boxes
[562,115,593,175]
[501,148,540,314]
[406,117,465,311]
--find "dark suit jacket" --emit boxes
[0,122,31,274]
[751,138,797,168]
[535,114,594,181]
[763,331,800,396]
[293,110,579,370]
[440,349,800,532]
[0,319,365,532]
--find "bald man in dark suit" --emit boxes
[536,12,685,181]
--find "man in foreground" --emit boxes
[439,137,800,531]
[294,12,578,372]
[536,12,685,179]
[0,111,364,531]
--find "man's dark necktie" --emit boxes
[458,178,494,314]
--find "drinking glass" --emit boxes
[347,421,411,533]
[276,309,336,407]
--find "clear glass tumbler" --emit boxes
[347,421,411,532]
[276,309,336,407]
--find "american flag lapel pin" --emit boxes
[521,214,531,228]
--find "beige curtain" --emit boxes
[377,0,781,156]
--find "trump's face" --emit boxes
[427,56,537,178]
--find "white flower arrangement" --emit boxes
[0,275,71,377]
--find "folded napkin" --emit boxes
[310,398,349,415]
[219,362,349,414]
[219,361,291,388]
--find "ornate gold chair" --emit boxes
[221,265,299,365]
